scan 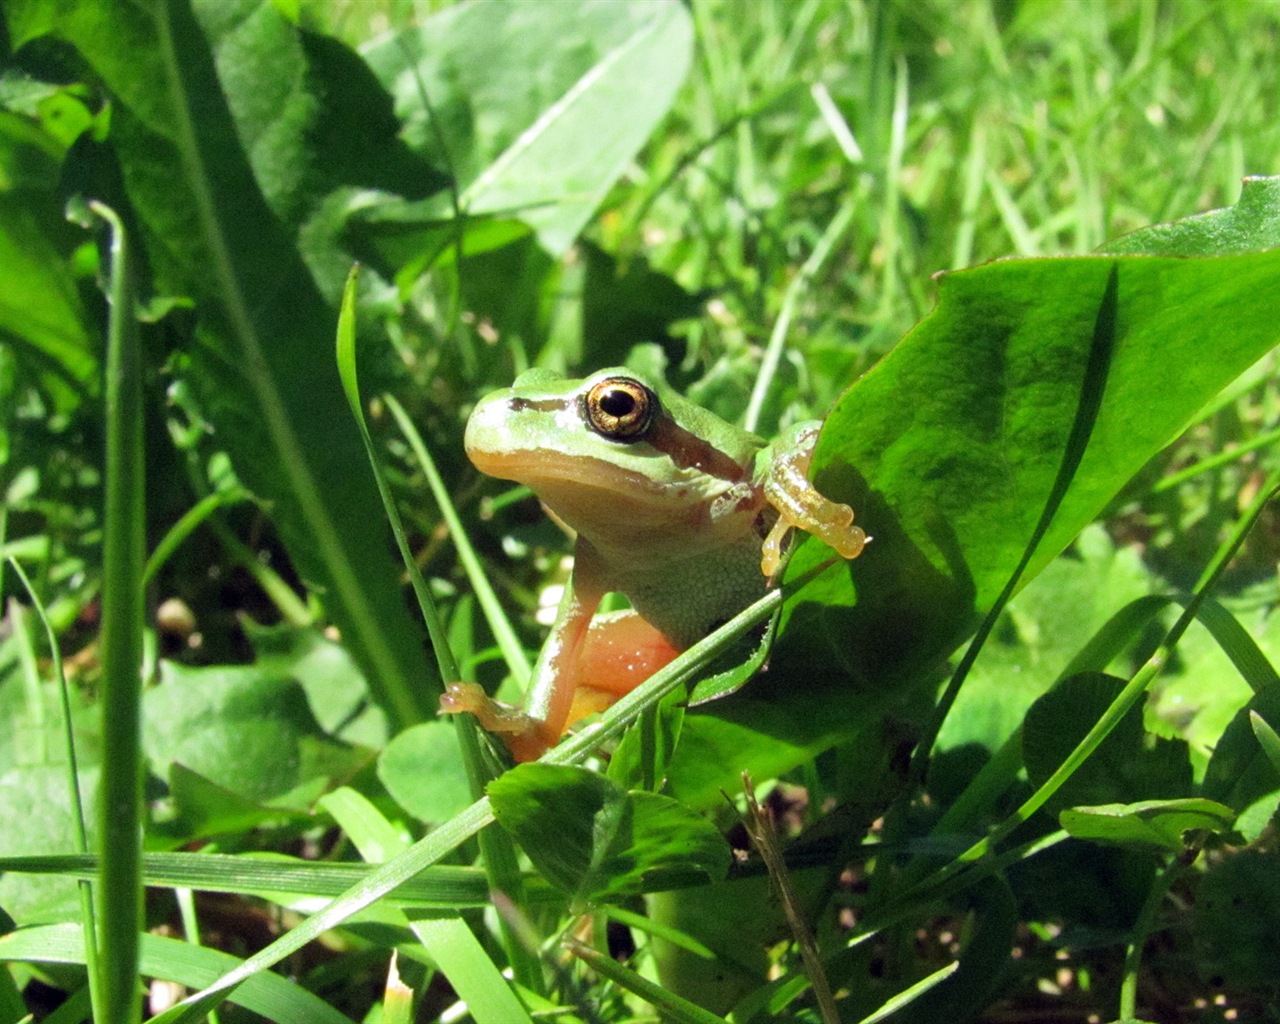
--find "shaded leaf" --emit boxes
[378,721,473,825]
[0,109,96,415]
[148,764,310,849]
[1022,673,1191,816]
[143,661,357,806]
[1198,686,1280,834]
[1193,849,1280,990]
[0,765,96,923]
[488,763,730,905]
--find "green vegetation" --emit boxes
[2,1,1280,1021]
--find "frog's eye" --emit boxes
[584,377,656,442]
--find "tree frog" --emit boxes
[439,367,867,761]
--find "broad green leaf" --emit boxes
[671,183,1280,804]
[378,721,473,824]
[9,0,435,730]
[1022,673,1191,816]
[362,0,694,255]
[0,108,96,416]
[246,621,388,746]
[1103,175,1280,256]
[1059,798,1236,852]
[143,661,358,806]
[0,765,96,923]
[0,923,358,1024]
[488,764,730,905]
[148,764,311,849]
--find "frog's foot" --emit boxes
[761,424,868,577]
[439,683,553,761]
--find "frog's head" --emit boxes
[465,368,764,544]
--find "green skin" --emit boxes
[440,367,865,760]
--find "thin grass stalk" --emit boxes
[1117,850,1189,1022]
[384,394,531,683]
[9,559,103,1022]
[91,198,146,1022]
[334,268,541,995]
[743,200,854,434]
[10,598,46,762]
[173,888,220,1024]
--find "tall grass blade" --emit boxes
[334,267,540,992]
[7,560,101,1022]
[89,199,145,1023]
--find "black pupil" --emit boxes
[599,388,637,418]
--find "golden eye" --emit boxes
[584,376,656,441]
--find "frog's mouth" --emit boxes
[470,448,701,504]
[472,448,750,540]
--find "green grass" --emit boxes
[2,1,1280,1022]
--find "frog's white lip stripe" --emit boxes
[469,447,693,502]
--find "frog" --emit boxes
[438,367,867,761]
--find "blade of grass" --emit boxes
[1117,849,1191,1023]
[381,953,414,1024]
[173,887,221,1024]
[384,393,530,684]
[0,925,358,1024]
[0,852,500,908]
[919,581,1280,885]
[565,938,730,1024]
[1250,711,1280,775]
[1150,422,1280,494]
[324,788,534,1024]
[87,198,145,1024]
[9,597,46,763]
[141,487,249,584]
[335,266,540,993]
[856,961,960,1024]
[202,516,313,626]
[7,559,101,1023]
[874,55,910,318]
[743,199,855,433]
[145,796,497,1024]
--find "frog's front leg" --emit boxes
[439,569,601,761]
[759,423,867,577]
